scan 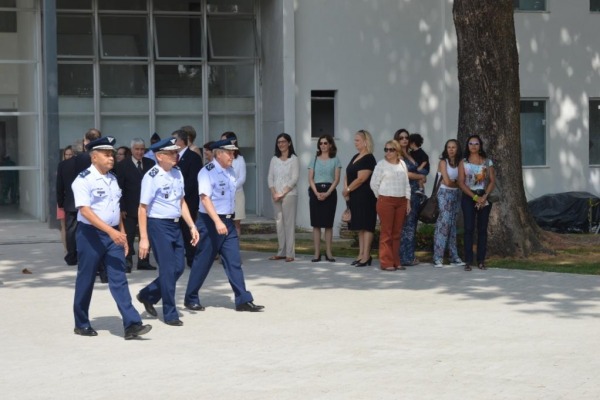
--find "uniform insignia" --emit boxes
[206,163,215,171]
[149,167,159,177]
[78,169,91,178]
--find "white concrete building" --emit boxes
[0,0,598,230]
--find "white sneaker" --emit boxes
[433,260,444,268]
[451,259,466,266]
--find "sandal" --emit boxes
[285,257,295,262]
[397,266,406,270]
[464,265,472,271]
[269,256,286,260]
[381,266,396,271]
[478,263,487,270]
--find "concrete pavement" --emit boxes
[1,222,599,399]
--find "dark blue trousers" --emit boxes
[64,211,78,265]
[74,223,141,329]
[461,194,493,264]
[138,219,185,321]
[185,213,253,307]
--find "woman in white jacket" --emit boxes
[370,139,411,271]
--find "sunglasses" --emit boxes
[468,142,480,146]
[319,141,329,145]
[383,148,396,153]
[398,136,409,140]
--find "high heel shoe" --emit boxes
[355,256,372,267]
[350,259,360,265]
[325,255,336,262]
[311,255,322,262]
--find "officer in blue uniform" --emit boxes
[184,139,264,312]
[72,136,152,340]
[136,138,199,326]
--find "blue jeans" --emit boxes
[461,194,492,265]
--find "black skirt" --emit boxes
[309,182,337,228]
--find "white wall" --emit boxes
[289,0,600,234]
[514,1,600,198]
[293,0,456,233]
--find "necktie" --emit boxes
[137,160,142,173]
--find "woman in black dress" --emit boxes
[342,130,377,267]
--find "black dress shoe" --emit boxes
[184,302,205,311]
[355,256,373,267]
[136,293,157,317]
[325,255,336,262]
[311,255,322,262]
[124,323,152,340]
[137,264,157,271]
[235,302,265,312]
[74,327,98,336]
[165,319,183,326]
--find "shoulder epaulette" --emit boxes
[149,167,159,177]
[108,170,117,178]
[78,169,91,178]
[206,163,215,171]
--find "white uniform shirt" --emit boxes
[370,159,411,199]
[139,165,185,219]
[198,160,237,214]
[72,165,122,226]
[232,155,246,192]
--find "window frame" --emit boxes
[310,90,336,139]
[519,98,548,168]
[513,0,548,12]
[589,98,600,166]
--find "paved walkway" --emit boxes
[1,222,599,399]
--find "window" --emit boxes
[57,15,94,57]
[513,0,546,11]
[208,18,257,59]
[99,16,148,59]
[592,0,600,12]
[311,91,336,138]
[154,16,202,59]
[520,100,546,166]
[0,0,16,33]
[590,100,600,165]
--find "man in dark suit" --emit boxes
[172,128,203,266]
[56,128,101,266]
[114,138,156,273]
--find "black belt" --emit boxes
[218,213,235,219]
[150,217,180,223]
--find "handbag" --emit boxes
[487,181,502,203]
[418,174,441,224]
[485,159,502,203]
[341,208,352,223]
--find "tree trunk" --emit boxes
[453,0,546,257]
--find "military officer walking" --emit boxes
[184,139,264,312]
[72,136,152,340]
[136,138,199,326]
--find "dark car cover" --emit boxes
[528,191,600,233]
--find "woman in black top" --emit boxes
[342,130,377,267]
